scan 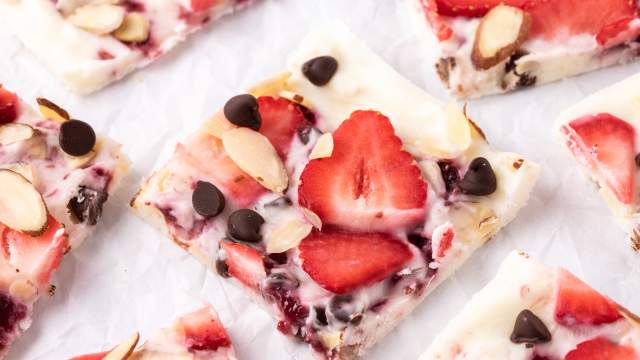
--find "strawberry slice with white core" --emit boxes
[564,337,638,360]
[555,269,622,327]
[0,215,67,287]
[257,96,306,158]
[298,110,427,232]
[178,306,232,352]
[561,113,636,205]
[298,230,412,294]
[435,0,528,17]
[220,241,266,290]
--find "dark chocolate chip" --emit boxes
[192,180,225,218]
[59,119,96,157]
[223,94,261,130]
[407,233,428,249]
[67,186,108,225]
[510,309,552,345]
[216,258,230,278]
[314,306,328,326]
[458,157,497,196]
[302,56,338,86]
[228,209,264,243]
[635,154,640,167]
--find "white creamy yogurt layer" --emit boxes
[0,0,243,93]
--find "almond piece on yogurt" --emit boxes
[67,4,126,35]
[113,12,150,43]
[471,5,531,70]
[0,169,48,235]
[0,162,36,185]
[301,207,322,229]
[0,124,34,145]
[37,98,70,122]
[309,133,333,160]
[103,332,139,360]
[222,127,288,193]
[266,218,313,253]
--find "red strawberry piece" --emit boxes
[179,306,231,352]
[257,96,306,158]
[596,17,640,47]
[69,352,108,360]
[436,226,455,258]
[564,337,638,360]
[419,0,454,40]
[434,0,528,17]
[0,215,68,286]
[0,87,18,125]
[561,113,635,205]
[298,230,413,294]
[220,241,266,290]
[179,134,265,208]
[298,110,427,232]
[190,0,219,12]
[555,269,622,327]
[524,0,638,41]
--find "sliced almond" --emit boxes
[301,207,322,229]
[68,4,125,35]
[113,12,150,43]
[222,128,288,193]
[0,170,48,235]
[309,133,333,160]
[471,5,531,70]
[318,330,343,351]
[37,98,70,122]
[0,162,36,185]
[0,124,34,145]
[266,218,312,254]
[104,332,139,360]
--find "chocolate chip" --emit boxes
[67,186,108,225]
[192,181,225,218]
[510,309,552,345]
[223,94,261,130]
[407,233,428,249]
[302,56,338,86]
[635,154,640,167]
[59,119,96,156]
[458,157,497,196]
[314,307,328,326]
[228,209,264,242]
[329,295,363,323]
[216,258,230,278]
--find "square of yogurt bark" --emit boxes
[0,87,129,357]
[132,23,540,359]
[408,0,640,98]
[0,0,252,94]
[557,72,640,250]
[421,250,640,359]
[70,305,237,359]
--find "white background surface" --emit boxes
[1,1,640,359]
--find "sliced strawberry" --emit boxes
[564,337,638,360]
[524,0,638,41]
[220,241,266,290]
[179,133,265,208]
[298,110,427,232]
[434,0,528,17]
[298,230,412,294]
[420,0,454,40]
[257,96,305,158]
[0,215,68,286]
[596,17,640,47]
[190,0,219,12]
[178,306,231,352]
[555,269,622,327]
[0,87,18,124]
[69,352,108,360]
[561,113,636,205]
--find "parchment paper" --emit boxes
[1,1,639,359]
